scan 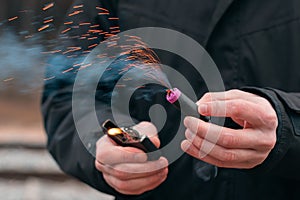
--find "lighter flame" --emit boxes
[107,128,123,136]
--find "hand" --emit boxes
[95,122,168,195]
[181,89,278,169]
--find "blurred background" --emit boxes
[0,1,113,199]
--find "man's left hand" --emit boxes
[181,89,278,169]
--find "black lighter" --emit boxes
[102,120,161,161]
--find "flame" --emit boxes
[107,128,123,136]
[166,89,172,97]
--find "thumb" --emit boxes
[133,122,160,148]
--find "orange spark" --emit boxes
[3,77,14,82]
[88,37,98,40]
[78,63,92,70]
[90,24,100,28]
[96,7,109,12]
[79,22,91,26]
[62,67,74,73]
[109,26,120,30]
[111,30,121,34]
[43,19,54,24]
[8,16,18,21]
[61,28,71,34]
[44,76,55,81]
[68,10,83,17]
[43,2,54,11]
[88,43,98,49]
[38,24,50,32]
[64,21,73,25]
[108,17,119,20]
[98,12,109,15]
[73,4,83,9]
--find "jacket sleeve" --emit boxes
[242,87,300,180]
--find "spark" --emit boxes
[111,30,121,34]
[98,12,109,15]
[61,28,71,34]
[79,22,91,26]
[73,4,84,9]
[108,17,119,20]
[87,37,98,40]
[43,18,54,24]
[3,77,14,82]
[38,24,50,32]
[44,76,56,81]
[64,21,73,25]
[88,43,98,49]
[88,29,103,33]
[109,26,120,30]
[68,10,83,17]
[90,24,100,28]
[96,7,109,12]
[62,46,82,54]
[41,50,62,54]
[8,16,18,22]
[78,63,92,70]
[62,67,74,73]
[43,2,55,11]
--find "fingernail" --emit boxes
[159,158,167,167]
[184,116,193,128]
[199,104,208,114]
[181,140,189,152]
[185,129,195,140]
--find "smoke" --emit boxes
[0,30,46,94]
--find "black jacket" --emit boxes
[42,0,300,199]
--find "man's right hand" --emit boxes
[95,122,169,195]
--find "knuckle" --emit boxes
[114,170,128,180]
[221,151,237,162]
[264,113,278,128]
[221,133,237,147]
[202,93,212,101]
[229,101,243,116]
[228,89,240,95]
[260,136,276,150]
[115,180,128,191]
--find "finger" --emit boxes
[181,140,263,169]
[184,132,262,163]
[96,157,168,180]
[133,121,160,148]
[103,168,168,195]
[200,99,267,126]
[184,117,261,149]
[96,136,147,165]
[197,90,256,104]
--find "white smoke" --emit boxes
[0,30,46,93]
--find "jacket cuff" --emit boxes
[241,87,294,174]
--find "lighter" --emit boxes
[102,120,161,161]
